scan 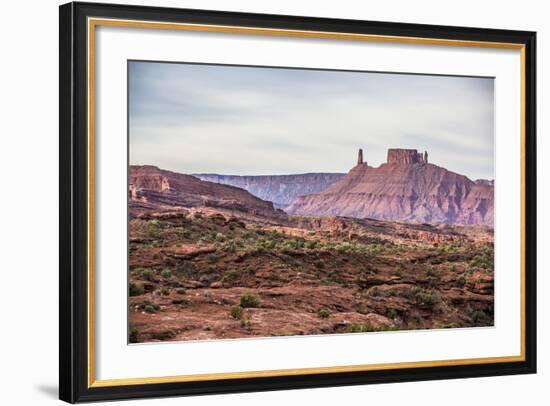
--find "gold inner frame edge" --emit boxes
[87,17,527,388]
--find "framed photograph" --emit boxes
[59,2,536,403]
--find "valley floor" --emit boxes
[128,207,494,343]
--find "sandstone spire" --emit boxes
[357,148,363,165]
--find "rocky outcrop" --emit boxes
[193,173,344,208]
[129,165,284,218]
[387,148,428,165]
[286,149,493,226]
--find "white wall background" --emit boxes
[0,0,546,404]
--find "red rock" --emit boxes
[286,149,493,226]
[193,172,344,209]
[129,165,284,219]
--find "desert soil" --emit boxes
[128,207,494,343]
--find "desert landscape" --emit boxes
[128,148,494,343]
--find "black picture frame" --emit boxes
[59,1,537,403]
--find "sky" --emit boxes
[129,61,494,180]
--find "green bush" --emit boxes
[129,328,139,343]
[394,266,403,276]
[318,308,330,319]
[412,287,439,306]
[240,293,260,308]
[456,273,467,287]
[348,323,375,333]
[207,253,220,264]
[141,300,160,312]
[434,322,460,329]
[144,305,156,313]
[313,259,325,269]
[470,309,490,324]
[369,286,381,297]
[129,282,144,296]
[160,269,172,279]
[140,268,155,281]
[348,323,399,333]
[231,305,243,320]
[223,270,239,283]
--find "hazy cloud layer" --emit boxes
[129,61,494,180]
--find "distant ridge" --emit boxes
[285,149,494,226]
[193,173,344,208]
[129,165,284,218]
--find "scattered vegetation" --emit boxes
[128,210,494,342]
[240,293,260,308]
[347,323,399,333]
[129,328,139,343]
[230,305,243,320]
[129,282,144,296]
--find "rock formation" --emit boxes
[129,165,284,218]
[285,149,494,226]
[193,173,344,208]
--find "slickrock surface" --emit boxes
[286,149,493,226]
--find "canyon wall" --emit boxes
[193,173,344,208]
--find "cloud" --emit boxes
[129,61,494,180]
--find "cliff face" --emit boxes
[129,166,284,218]
[285,149,493,226]
[193,173,344,208]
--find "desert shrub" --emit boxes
[144,305,156,313]
[220,240,237,252]
[214,232,226,242]
[364,264,377,275]
[160,269,172,279]
[426,265,438,277]
[412,287,439,306]
[223,270,239,283]
[129,282,144,296]
[175,260,195,278]
[434,322,460,329]
[386,308,398,319]
[240,293,260,308]
[129,328,139,343]
[313,259,325,270]
[368,286,381,298]
[305,240,320,250]
[348,323,399,333]
[230,305,243,320]
[470,309,490,324]
[318,308,330,319]
[455,273,467,287]
[207,253,220,264]
[143,219,163,235]
[160,287,170,296]
[240,318,251,329]
[140,268,155,281]
[394,265,403,276]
